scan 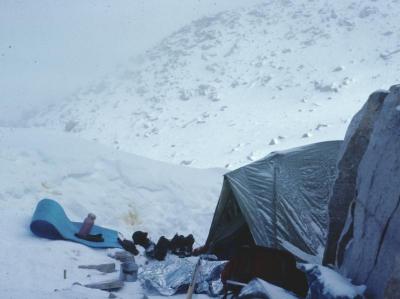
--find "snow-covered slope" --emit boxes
[30,0,400,168]
[1,0,260,126]
[0,127,223,298]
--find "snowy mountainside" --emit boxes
[30,0,400,168]
[0,127,223,298]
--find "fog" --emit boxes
[0,0,260,125]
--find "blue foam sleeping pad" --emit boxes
[30,198,122,249]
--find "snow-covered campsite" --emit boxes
[1,0,400,298]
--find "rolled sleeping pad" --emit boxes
[30,198,122,249]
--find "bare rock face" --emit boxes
[384,254,400,298]
[323,90,388,266]
[335,85,400,298]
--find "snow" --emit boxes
[27,0,400,169]
[1,0,399,297]
[0,0,260,125]
[317,266,366,297]
[240,278,298,299]
[0,127,223,298]
[302,264,366,297]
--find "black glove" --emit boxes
[132,231,151,249]
[154,236,170,261]
[118,238,139,255]
[75,233,104,242]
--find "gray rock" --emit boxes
[323,90,388,266]
[338,85,400,298]
[384,254,400,298]
[300,264,365,299]
[78,263,116,273]
[108,292,117,299]
[84,279,124,291]
[108,250,135,263]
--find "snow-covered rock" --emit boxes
[301,264,365,299]
[302,132,313,138]
[323,90,388,266]
[325,85,400,298]
[334,85,400,298]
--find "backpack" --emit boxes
[221,245,308,297]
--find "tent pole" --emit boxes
[272,165,278,248]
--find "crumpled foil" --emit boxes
[139,254,226,296]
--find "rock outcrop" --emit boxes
[323,90,388,266]
[324,85,400,298]
[384,254,400,298]
[301,264,365,299]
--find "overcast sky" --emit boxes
[0,0,261,125]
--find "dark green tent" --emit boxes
[205,141,342,262]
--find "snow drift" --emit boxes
[0,127,223,298]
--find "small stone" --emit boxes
[247,153,257,161]
[342,77,352,86]
[269,138,279,145]
[64,120,79,132]
[316,123,328,130]
[85,279,124,291]
[333,66,345,72]
[179,89,191,101]
[180,160,194,166]
[302,132,313,138]
[196,118,206,124]
[109,292,117,299]
[314,81,339,93]
[78,263,116,274]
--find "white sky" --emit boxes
[0,0,261,125]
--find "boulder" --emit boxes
[323,90,388,266]
[300,264,365,299]
[384,254,400,298]
[337,85,400,298]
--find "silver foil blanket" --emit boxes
[139,255,226,296]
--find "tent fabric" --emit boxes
[30,198,122,249]
[206,141,342,261]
